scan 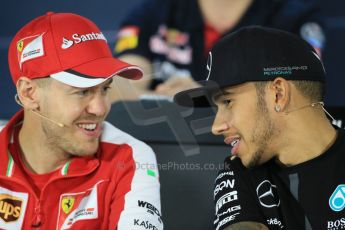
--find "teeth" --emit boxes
[231,139,239,147]
[78,124,96,131]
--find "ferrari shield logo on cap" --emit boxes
[16,33,45,70]
[16,41,24,52]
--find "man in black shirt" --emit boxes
[174,26,343,229]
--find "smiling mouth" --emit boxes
[77,123,97,131]
[225,136,241,157]
[225,137,240,146]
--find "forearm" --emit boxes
[224,222,269,230]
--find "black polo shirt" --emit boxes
[214,128,345,230]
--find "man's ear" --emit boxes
[16,77,40,110]
[269,77,291,112]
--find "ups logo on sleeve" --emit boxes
[0,194,22,222]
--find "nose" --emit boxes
[86,93,110,117]
[211,112,230,135]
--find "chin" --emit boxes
[241,154,263,169]
[240,159,252,168]
[237,155,249,167]
[72,150,97,157]
[72,144,99,157]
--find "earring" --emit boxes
[275,104,281,112]
[14,94,24,107]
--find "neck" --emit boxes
[18,114,70,174]
[275,108,337,166]
[198,0,253,33]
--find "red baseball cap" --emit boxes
[8,12,143,88]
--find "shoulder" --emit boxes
[325,127,345,154]
[215,157,259,183]
[0,120,8,132]
[0,122,9,139]
[100,121,156,162]
[216,157,247,180]
[214,158,269,229]
[101,121,151,149]
[330,128,345,157]
[336,127,345,139]
[214,157,252,199]
[214,157,273,198]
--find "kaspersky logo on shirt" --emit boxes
[0,194,22,222]
[61,32,107,49]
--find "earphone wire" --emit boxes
[284,101,336,123]
[14,94,65,128]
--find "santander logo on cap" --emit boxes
[61,32,107,49]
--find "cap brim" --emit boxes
[173,80,222,107]
[50,57,143,88]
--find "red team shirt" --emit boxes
[0,111,163,230]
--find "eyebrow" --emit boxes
[104,77,113,86]
[213,90,234,102]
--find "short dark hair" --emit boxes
[254,81,268,102]
[253,80,324,102]
[291,80,324,102]
[34,77,51,88]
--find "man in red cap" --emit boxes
[0,12,163,229]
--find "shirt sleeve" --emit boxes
[214,157,267,230]
[110,142,163,230]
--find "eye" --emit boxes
[223,99,232,106]
[102,86,112,94]
[75,89,90,96]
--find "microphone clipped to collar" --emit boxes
[15,94,65,128]
[283,101,336,123]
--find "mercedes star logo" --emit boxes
[256,180,280,208]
